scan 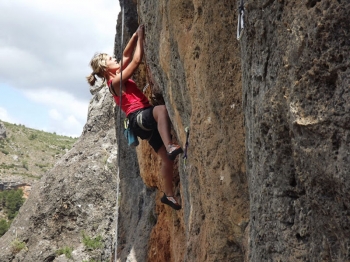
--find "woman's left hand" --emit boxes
[136,25,144,38]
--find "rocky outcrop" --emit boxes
[0,0,349,261]
[0,82,153,261]
[0,122,6,139]
[0,182,30,191]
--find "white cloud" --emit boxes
[23,89,88,123]
[0,0,120,101]
[23,89,87,137]
[0,107,16,123]
[49,114,83,138]
[49,109,63,121]
[0,0,120,136]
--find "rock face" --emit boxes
[135,1,248,261]
[241,0,350,261]
[0,0,349,261]
[0,122,6,139]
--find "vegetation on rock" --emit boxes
[82,232,103,251]
[56,246,73,259]
[11,238,27,254]
[0,121,78,181]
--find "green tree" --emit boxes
[0,189,25,220]
[0,219,9,237]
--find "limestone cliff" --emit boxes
[0,0,349,261]
[132,1,248,261]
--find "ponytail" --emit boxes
[86,53,109,87]
[86,73,97,86]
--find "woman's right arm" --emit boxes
[120,32,138,70]
[111,25,144,87]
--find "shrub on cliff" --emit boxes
[11,239,27,254]
[56,246,73,259]
[82,232,103,250]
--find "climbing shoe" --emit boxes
[167,144,183,160]
[161,193,181,210]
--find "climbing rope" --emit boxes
[114,0,124,261]
[237,0,244,40]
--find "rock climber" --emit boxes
[86,25,183,210]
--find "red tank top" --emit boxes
[108,79,151,116]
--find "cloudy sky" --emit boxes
[0,0,120,137]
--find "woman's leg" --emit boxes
[157,145,175,196]
[152,105,172,147]
[152,105,183,159]
[153,109,182,210]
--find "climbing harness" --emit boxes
[136,111,153,131]
[114,0,124,261]
[183,126,190,171]
[237,0,244,40]
[142,83,149,93]
[123,118,139,147]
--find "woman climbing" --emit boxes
[86,25,183,210]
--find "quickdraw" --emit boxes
[237,0,244,40]
[183,126,190,171]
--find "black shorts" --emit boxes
[128,107,163,152]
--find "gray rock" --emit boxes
[0,79,152,261]
[242,1,350,261]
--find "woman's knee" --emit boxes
[159,105,168,115]
[153,105,168,120]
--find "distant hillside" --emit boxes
[0,120,78,191]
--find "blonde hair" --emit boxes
[86,53,109,86]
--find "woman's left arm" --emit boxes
[110,25,144,93]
